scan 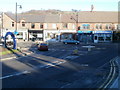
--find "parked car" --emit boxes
[38,43,48,51]
[63,40,80,44]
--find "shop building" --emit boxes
[93,31,113,43]
[1,11,119,43]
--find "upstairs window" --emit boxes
[22,22,25,27]
[96,24,99,29]
[96,24,102,29]
[100,25,102,29]
[63,23,68,28]
[31,23,35,29]
[82,24,90,29]
[52,24,56,29]
[40,23,44,29]
[12,22,14,27]
[117,24,120,29]
[106,24,111,30]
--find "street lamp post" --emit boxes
[15,2,22,49]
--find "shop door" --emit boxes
[94,35,98,43]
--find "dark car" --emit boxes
[38,43,48,51]
[63,40,80,44]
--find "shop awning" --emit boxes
[77,31,92,33]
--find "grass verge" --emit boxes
[0,49,19,56]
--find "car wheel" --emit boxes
[75,43,78,44]
[65,42,67,44]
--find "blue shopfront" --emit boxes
[77,31,94,43]
[93,31,113,43]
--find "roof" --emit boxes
[5,11,118,23]
[78,11,118,23]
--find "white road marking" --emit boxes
[0,71,30,80]
[65,56,79,59]
[80,64,89,67]
[45,61,66,68]
[60,83,72,88]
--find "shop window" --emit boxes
[98,37,104,41]
[17,32,23,39]
[94,36,97,40]
[31,23,35,28]
[12,22,14,27]
[47,33,50,38]
[22,22,25,27]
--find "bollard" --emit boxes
[88,48,91,51]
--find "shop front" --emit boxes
[28,30,43,41]
[77,31,93,43]
[93,31,113,43]
[60,30,77,41]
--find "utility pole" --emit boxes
[71,9,80,40]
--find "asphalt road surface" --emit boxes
[1,42,120,88]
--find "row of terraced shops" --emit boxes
[28,30,114,43]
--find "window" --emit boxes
[22,22,25,27]
[82,24,90,29]
[17,32,23,39]
[12,22,14,27]
[117,24,120,29]
[72,24,75,29]
[100,25,102,29]
[96,24,102,29]
[44,23,47,29]
[106,24,111,30]
[31,23,35,28]
[52,24,56,29]
[40,23,44,29]
[63,23,68,28]
[96,24,99,29]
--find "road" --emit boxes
[1,42,119,88]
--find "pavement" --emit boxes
[110,57,120,89]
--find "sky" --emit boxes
[0,0,120,13]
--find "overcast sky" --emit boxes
[0,0,119,13]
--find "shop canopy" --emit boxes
[78,31,92,33]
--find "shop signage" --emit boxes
[93,31,113,34]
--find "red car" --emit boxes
[38,43,48,51]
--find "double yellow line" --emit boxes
[98,56,118,90]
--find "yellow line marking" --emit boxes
[98,56,118,90]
